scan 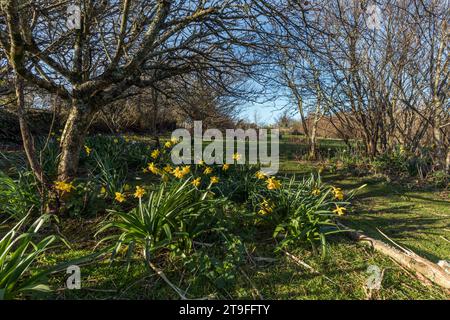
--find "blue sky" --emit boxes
[240,96,292,125]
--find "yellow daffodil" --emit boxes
[134,186,145,199]
[311,188,321,196]
[115,192,126,203]
[164,141,172,148]
[255,171,266,180]
[54,181,75,193]
[192,177,201,188]
[113,138,119,144]
[181,165,191,175]
[84,145,92,156]
[172,167,185,179]
[335,192,344,201]
[142,168,149,173]
[222,164,230,171]
[170,137,179,144]
[266,177,281,190]
[333,205,346,216]
[331,186,344,200]
[197,159,205,166]
[148,162,159,175]
[151,149,160,159]
[232,152,241,161]
[163,164,173,173]
[100,186,107,194]
[203,167,213,175]
[210,176,219,184]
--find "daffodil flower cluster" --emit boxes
[114,185,146,203]
[255,171,282,190]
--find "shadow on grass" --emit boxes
[344,213,450,262]
[407,194,450,206]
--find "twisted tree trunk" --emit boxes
[57,99,95,181]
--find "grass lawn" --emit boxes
[24,136,447,300]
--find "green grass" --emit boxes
[40,226,448,300]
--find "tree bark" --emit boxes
[15,75,45,184]
[57,100,94,181]
[309,124,317,160]
[151,87,159,136]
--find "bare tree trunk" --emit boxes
[309,123,317,160]
[151,87,158,135]
[309,110,321,160]
[57,100,94,181]
[446,149,450,173]
[15,75,45,184]
[135,94,144,131]
[309,80,323,160]
[433,123,448,172]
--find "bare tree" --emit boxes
[0,0,272,180]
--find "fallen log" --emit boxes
[338,223,450,290]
